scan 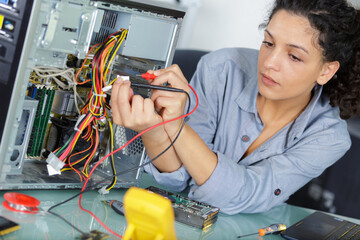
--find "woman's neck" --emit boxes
[257,92,311,126]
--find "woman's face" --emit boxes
[257,10,329,102]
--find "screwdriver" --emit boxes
[237,224,286,238]
[137,72,157,80]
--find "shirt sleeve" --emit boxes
[187,126,351,214]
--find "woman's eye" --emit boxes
[289,54,302,62]
[262,41,274,47]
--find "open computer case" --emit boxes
[0,0,184,190]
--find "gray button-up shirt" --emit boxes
[144,48,351,214]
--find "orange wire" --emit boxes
[82,124,99,173]
[75,43,101,85]
[82,125,92,140]
[67,158,83,182]
[59,114,94,161]
[99,41,115,89]
[66,135,94,168]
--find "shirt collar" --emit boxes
[235,74,325,142]
[287,84,324,142]
[235,71,258,115]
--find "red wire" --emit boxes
[83,126,99,172]
[60,114,94,160]
[78,84,199,238]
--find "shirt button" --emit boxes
[274,189,281,196]
[241,135,250,142]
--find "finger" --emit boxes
[154,96,184,117]
[143,98,158,122]
[166,64,187,82]
[131,95,144,116]
[151,71,189,91]
[156,64,188,83]
[145,69,163,84]
[117,77,134,101]
[116,81,132,124]
[111,78,123,125]
[150,88,179,101]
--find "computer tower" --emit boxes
[0,0,184,190]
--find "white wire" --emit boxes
[32,66,85,114]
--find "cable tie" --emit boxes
[91,104,100,110]
[110,35,118,41]
[74,114,86,133]
[93,93,107,97]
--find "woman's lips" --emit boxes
[261,74,279,86]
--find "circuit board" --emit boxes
[146,186,219,229]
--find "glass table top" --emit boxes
[0,173,358,240]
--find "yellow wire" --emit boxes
[75,30,127,179]
[106,120,117,190]
[104,30,127,81]
[90,30,128,117]
[89,95,103,117]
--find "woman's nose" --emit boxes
[263,49,281,72]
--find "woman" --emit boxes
[111,0,360,214]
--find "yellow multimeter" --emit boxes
[122,187,177,240]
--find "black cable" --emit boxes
[131,82,186,92]
[47,209,86,235]
[47,85,192,234]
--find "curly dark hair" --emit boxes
[264,0,360,119]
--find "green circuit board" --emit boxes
[146,186,219,229]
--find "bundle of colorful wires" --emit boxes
[53,29,128,191]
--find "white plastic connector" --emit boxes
[102,85,112,93]
[46,152,65,176]
[98,186,110,195]
[102,76,130,94]
[117,75,130,82]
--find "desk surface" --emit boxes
[0,173,359,240]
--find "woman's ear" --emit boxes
[316,61,340,85]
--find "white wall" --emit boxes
[350,0,360,8]
[178,0,274,51]
[175,0,360,51]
